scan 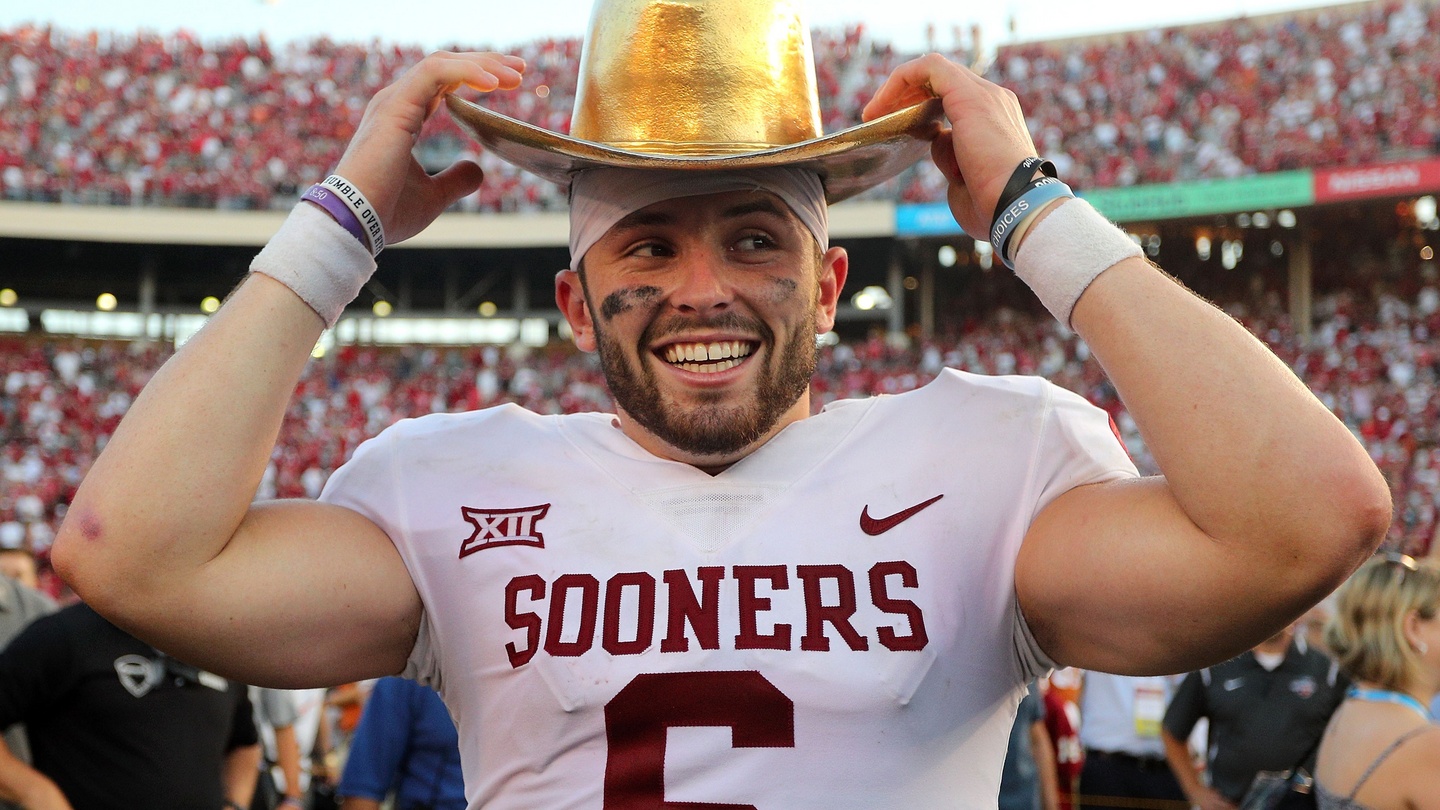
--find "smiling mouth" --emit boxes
[660,340,757,373]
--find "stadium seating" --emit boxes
[992,0,1440,189]
[3,1,1434,211]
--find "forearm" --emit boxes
[275,726,304,800]
[1071,254,1388,565]
[1161,730,1202,800]
[54,273,325,606]
[1029,722,1061,810]
[0,739,69,808]
[223,744,263,807]
[340,798,383,810]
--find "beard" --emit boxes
[594,309,818,459]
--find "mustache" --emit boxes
[641,311,774,348]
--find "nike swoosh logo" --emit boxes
[860,494,944,536]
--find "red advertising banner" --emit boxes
[1314,158,1440,203]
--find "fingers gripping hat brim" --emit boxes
[445,96,945,204]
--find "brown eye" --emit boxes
[630,242,672,258]
[733,235,775,252]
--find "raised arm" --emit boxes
[864,55,1390,675]
[51,52,525,687]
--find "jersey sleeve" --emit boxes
[1012,381,1139,681]
[1012,597,1060,682]
[1027,382,1138,521]
[0,611,77,730]
[319,423,441,686]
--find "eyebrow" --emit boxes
[610,209,674,231]
[608,196,792,233]
[719,198,789,220]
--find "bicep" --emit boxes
[122,499,421,688]
[1016,475,1305,674]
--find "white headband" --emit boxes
[567,167,829,269]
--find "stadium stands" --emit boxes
[0,22,959,210]
[993,0,1440,189]
[4,2,1434,211]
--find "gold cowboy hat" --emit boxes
[446,0,944,203]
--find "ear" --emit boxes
[815,246,849,335]
[555,269,597,352]
[1403,608,1426,651]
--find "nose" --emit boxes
[668,249,733,316]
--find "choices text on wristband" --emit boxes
[990,177,1075,268]
[318,174,385,256]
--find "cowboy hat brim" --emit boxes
[446,96,945,204]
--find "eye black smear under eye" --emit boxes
[601,286,663,320]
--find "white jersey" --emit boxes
[321,369,1136,809]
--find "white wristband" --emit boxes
[250,203,377,327]
[1012,198,1143,326]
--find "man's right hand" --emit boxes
[334,51,525,245]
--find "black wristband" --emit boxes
[990,157,1057,232]
[990,176,1075,269]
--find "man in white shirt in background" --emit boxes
[1078,672,1188,810]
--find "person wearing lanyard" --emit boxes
[1314,553,1440,810]
[1076,672,1188,810]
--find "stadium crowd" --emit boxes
[0,22,957,211]
[993,0,1440,189]
[3,274,1438,604]
[3,4,1440,810]
[2,1,1438,211]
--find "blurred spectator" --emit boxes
[1040,670,1083,810]
[1161,624,1347,810]
[251,687,305,810]
[0,543,54,810]
[1314,553,1440,809]
[1000,682,1061,810]
[0,545,40,594]
[325,680,373,764]
[336,677,464,810]
[0,602,260,808]
[285,688,330,807]
[1077,672,1187,810]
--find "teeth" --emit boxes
[677,359,739,373]
[663,341,753,371]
